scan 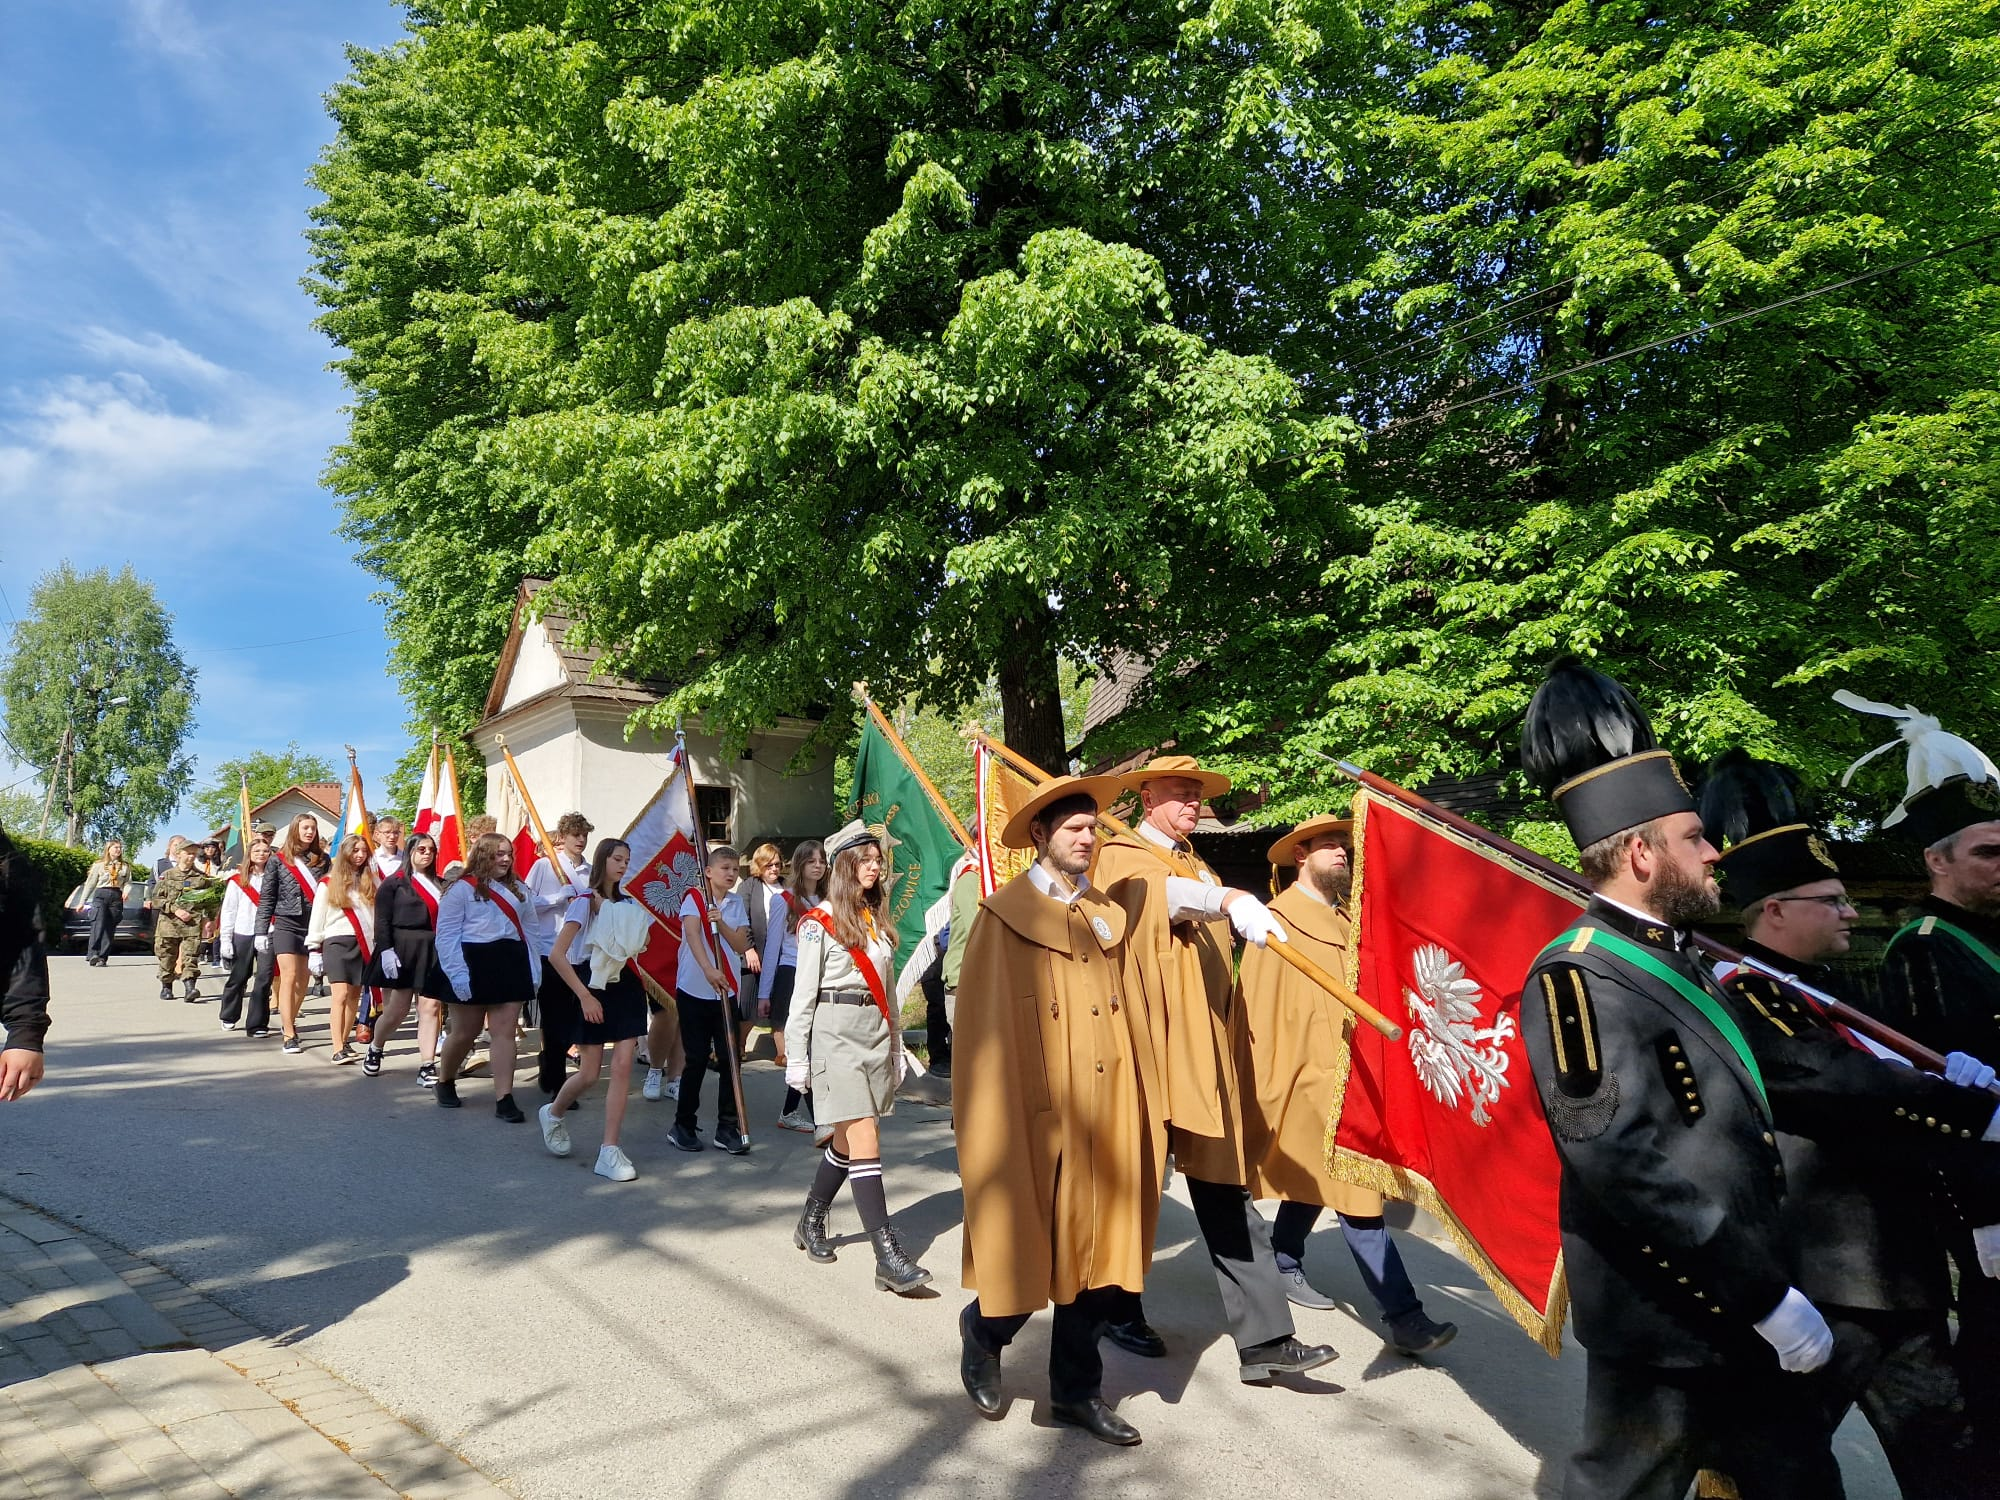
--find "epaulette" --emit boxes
[1537,963,1620,1142]
[1727,972,1809,1039]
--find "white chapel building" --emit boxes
[471,580,836,847]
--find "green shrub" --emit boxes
[5,834,94,941]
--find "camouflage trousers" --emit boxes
[155,925,202,984]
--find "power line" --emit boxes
[1374,227,2000,435]
[186,627,371,654]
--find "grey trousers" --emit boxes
[1107,1177,1294,1353]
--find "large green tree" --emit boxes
[190,743,340,834]
[1,565,198,846]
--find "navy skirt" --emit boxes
[454,938,535,1008]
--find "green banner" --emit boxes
[848,715,963,972]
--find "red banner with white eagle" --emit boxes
[621,745,704,995]
[1332,788,1584,1353]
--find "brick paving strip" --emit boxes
[0,1195,513,1499]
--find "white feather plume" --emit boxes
[1833,689,2000,825]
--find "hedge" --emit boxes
[4,834,94,942]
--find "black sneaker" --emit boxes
[436,1079,461,1108]
[247,1028,271,1039]
[282,1034,303,1055]
[667,1122,704,1153]
[362,1047,383,1078]
[495,1094,526,1123]
[416,1062,438,1089]
[715,1125,750,1156]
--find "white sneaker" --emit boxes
[594,1144,636,1182]
[538,1103,572,1157]
[664,1077,681,1101]
[642,1068,664,1101]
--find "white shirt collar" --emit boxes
[1596,892,1686,948]
[1027,862,1089,905]
[1137,819,1187,852]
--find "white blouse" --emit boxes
[220,873,264,938]
[435,878,542,997]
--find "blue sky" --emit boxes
[0,1,415,857]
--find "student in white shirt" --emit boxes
[369,815,405,883]
[666,846,754,1155]
[433,833,538,1123]
[306,835,378,1065]
[538,838,650,1181]
[218,839,274,1034]
[527,811,593,1097]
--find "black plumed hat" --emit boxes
[1521,659,1696,849]
[1699,751,1840,907]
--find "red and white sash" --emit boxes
[229,874,260,907]
[276,855,321,904]
[337,904,374,964]
[687,888,740,996]
[481,880,530,946]
[798,909,890,1022]
[408,872,442,925]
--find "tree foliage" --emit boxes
[190,742,339,835]
[311,0,2000,832]
[0,565,197,847]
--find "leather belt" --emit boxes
[823,989,876,1006]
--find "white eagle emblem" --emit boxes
[639,844,704,925]
[1404,945,1515,1126]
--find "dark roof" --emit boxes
[479,579,676,724]
[1081,650,1153,738]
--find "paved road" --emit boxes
[4,953,1896,1498]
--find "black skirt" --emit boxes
[576,968,647,1045]
[368,927,439,991]
[322,934,368,986]
[269,916,310,958]
[454,937,534,1008]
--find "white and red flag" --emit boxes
[1333,787,1584,1353]
[621,744,704,994]
[433,747,466,872]
[412,744,439,840]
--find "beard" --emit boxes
[1309,864,1354,907]
[1652,858,1722,927]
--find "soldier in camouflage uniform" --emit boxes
[149,842,211,1002]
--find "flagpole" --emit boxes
[345,745,368,834]
[968,730,1401,1040]
[852,683,974,847]
[1333,759,1977,1085]
[492,733,564,874]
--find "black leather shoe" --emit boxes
[1386,1311,1458,1356]
[494,1094,526,1123]
[870,1226,933,1295]
[958,1304,1002,1416]
[1238,1335,1338,1383]
[1050,1398,1140,1446]
[1101,1319,1167,1359]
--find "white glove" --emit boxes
[1972,1225,2000,1279]
[254,935,269,954]
[1754,1287,1834,1373]
[380,949,400,981]
[785,1062,809,1093]
[1946,1051,1998,1091]
[220,936,234,962]
[1226,893,1288,947]
[892,1045,908,1086]
[308,951,325,977]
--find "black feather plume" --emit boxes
[1520,658,1659,795]
[1698,750,1801,848]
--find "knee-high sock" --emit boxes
[809,1147,849,1204]
[848,1156,888,1232]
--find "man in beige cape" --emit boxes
[1092,755,1338,1384]
[1240,815,1458,1356]
[954,775,1165,1446]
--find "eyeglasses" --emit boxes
[1770,893,1855,911]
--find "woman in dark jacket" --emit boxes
[361,833,446,1082]
[255,814,330,1054]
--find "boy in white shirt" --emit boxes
[667,846,754,1155]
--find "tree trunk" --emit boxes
[999,621,1067,777]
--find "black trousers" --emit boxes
[1567,1353,1844,1500]
[674,992,740,1132]
[969,1286,1121,1405]
[536,966,579,1094]
[920,962,950,1077]
[1108,1176,1294,1353]
[1808,1305,1978,1499]
[87,892,122,962]
[219,942,273,1032]
[1948,1229,2000,1461]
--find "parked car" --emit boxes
[61,877,157,952]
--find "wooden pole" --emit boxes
[970,731,1403,1042]
[1335,761,1987,1089]
[493,733,563,874]
[853,683,974,848]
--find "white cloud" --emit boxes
[76,326,227,385]
[124,0,215,65]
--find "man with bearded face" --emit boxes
[1237,816,1456,1355]
[1519,662,1838,1500]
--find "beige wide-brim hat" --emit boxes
[1265,814,1354,868]
[1118,754,1231,802]
[1001,775,1126,850]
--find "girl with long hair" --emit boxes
[768,838,826,1132]
[364,832,445,1082]
[256,814,331,1054]
[218,839,274,1033]
[538,838,650,1181]
[432,832,536,1122]
[76,839,130,967]
[783,822,931,1295]
[307,834,378,1065]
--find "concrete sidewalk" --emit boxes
[0,1196,510,1499]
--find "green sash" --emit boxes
[1887,914,2000,979]
[1539,925,1770,1113]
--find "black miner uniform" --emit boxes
[1519,662,1835,1500]
[1723,940,2000,1497]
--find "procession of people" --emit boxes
[34,663,2000,1493]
